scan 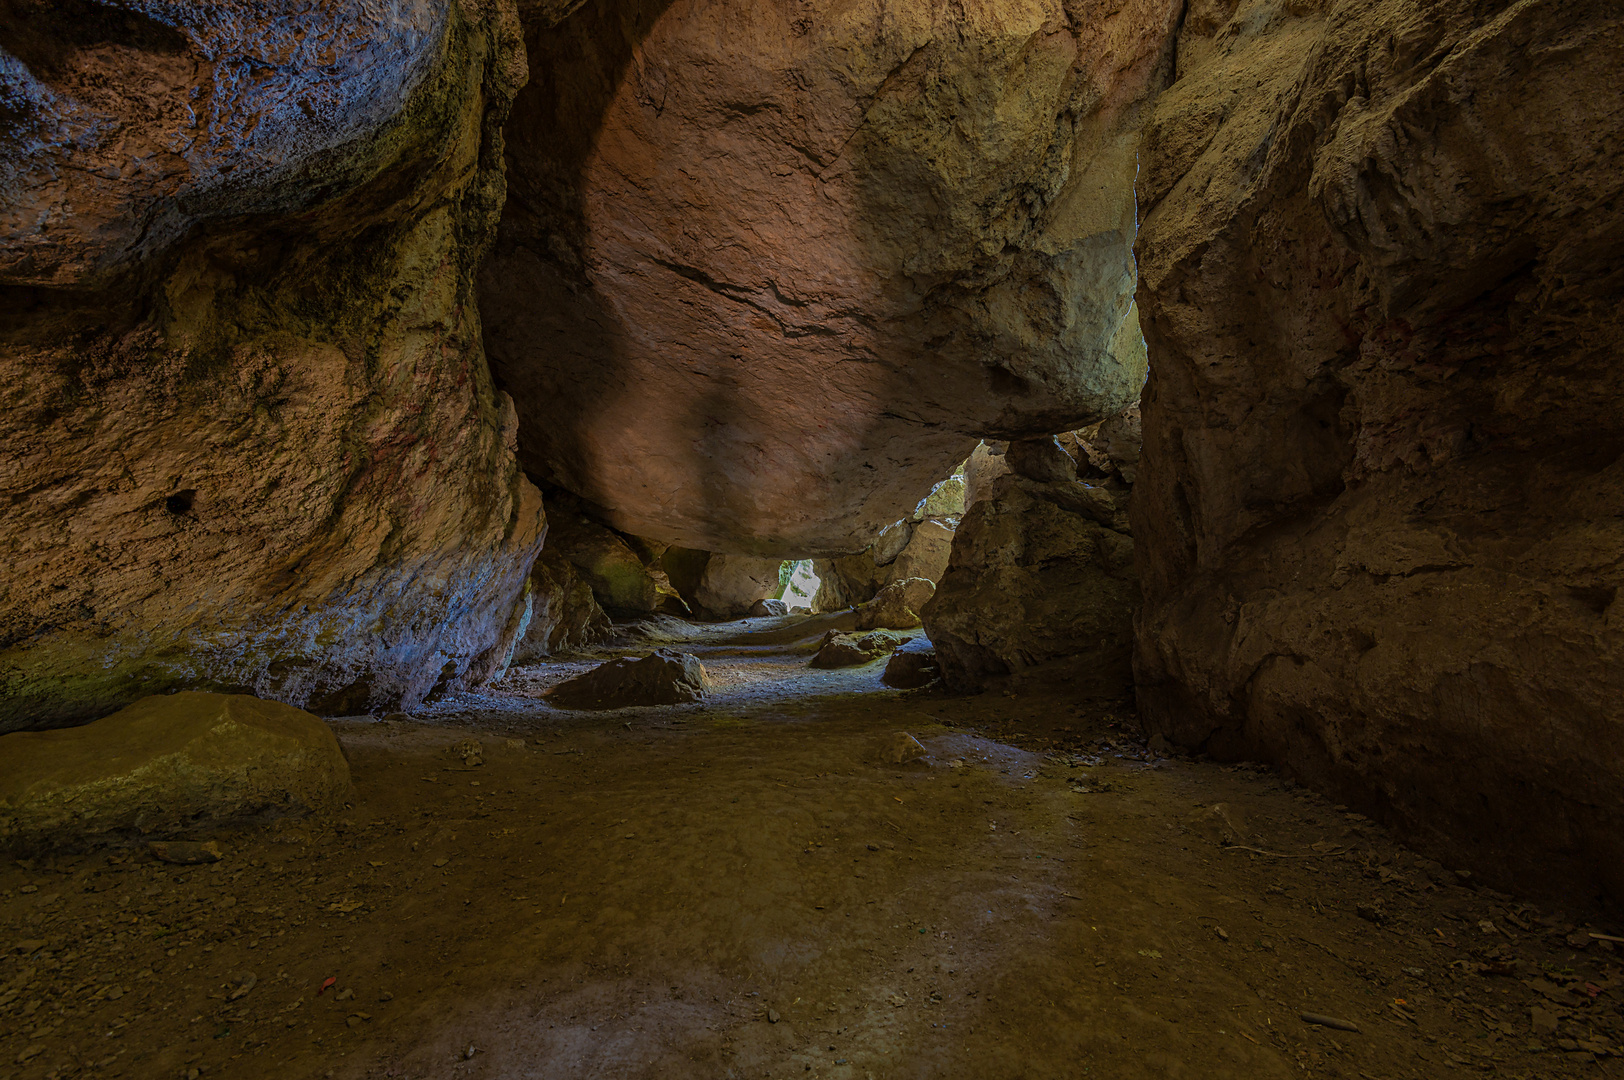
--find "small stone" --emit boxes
[335,988,354,1002]
[878,732,927,766]
[767,1008,780,1023]
[150,840,223,865]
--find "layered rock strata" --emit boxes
[482,0,1178,554]
[0,0,547,729]
[1132,0,1624,898]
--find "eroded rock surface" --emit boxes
[0,0,543,728]
[810,631,911,670]
[1132,0,1624,899]
[483,0,1178,554]
[924,475,1135,693]
[0,692,349,847]
[512,552,613,662]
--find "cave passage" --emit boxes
[3,612,1617,1078]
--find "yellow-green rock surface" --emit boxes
[0,693,350,846]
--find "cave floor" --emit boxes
[2,616,1621,1080]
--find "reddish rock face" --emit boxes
[1132,0,1624,900]
[0,1,545,730]
[483,0,1179,555]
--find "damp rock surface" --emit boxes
[0,692,349,848]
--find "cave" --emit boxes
[1,0,1621,1076]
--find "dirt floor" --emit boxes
[1,614,1621,1079]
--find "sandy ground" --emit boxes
[1,615,1621,1079]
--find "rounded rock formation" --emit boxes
[482,0,1179,554]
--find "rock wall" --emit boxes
[481,0,1178,555]
[1132,0,1624,899]
[0,0,547,729]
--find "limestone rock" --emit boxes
[856,578,937,632]
[891,520,956,585]
[810,631,910,670]
[547,650,710,710]
[748,599,789,618]
[543,498,680,617]
[913,478,966,522]
[1005,438,1078,483]
[1132,0,1624,900]
[0,1,542,729]
[691,555,785,621]
[872,522,914,568]
[482,0,1181,553]
[512,552,613,663]
[923,478,1136,693]
[0,692,350,847]
[882,639,941,690]
[964,442,1012,507]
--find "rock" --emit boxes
[878,732,928,765]
[547,650,710,709]
[890,520,956,585]
[545,500,664,617]
[810,631,910,670]
[913,477,966,522]
[1132,0,1624,902]
[482,0,1181,553]
[856,578,937,632]
[149,840,224,866]
[872,521,914,567]
[1005,438,1077,483]
[748,599,788,618]
[690,555,786,620]
[513,552,614,662]
[1062,402,1141,484]
[1186,803,1249,847]
[963,442,1012,507]
[882,639,941,690]
[923,478,1136,693]
[0,693,350,847]
[0,2,543,729]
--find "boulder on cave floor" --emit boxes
[855,578,937,631]
[749,598,789,618]
[810,630,913,669]
[0,692,350,849]
[923,476,1136,693]
[882,638,941,689]
[547,649,711,709]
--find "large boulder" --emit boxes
[890,519,956,585]
[855,578,937,632]
[923,476,1136,693]
[810,631,911,670]
[0,693,349,847]
[1132,0,1624,900]
[0,0,545,729]
[512,552,613,662]
[883,638,942,690]
[547,650,710,710]
[964,442,1012,507]
[690,554,785,620]
[481,0,1180,554]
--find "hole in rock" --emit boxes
[164,489,196,515]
